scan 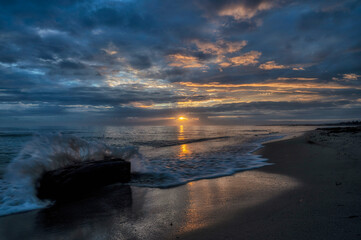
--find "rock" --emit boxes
[36,158,131,201]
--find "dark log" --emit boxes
[36,158,131,201]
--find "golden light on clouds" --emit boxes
[218,2,274,20]
[259,61,309,71]
[2,0,360,126]
[192,40,247,55]
[292,67,305,71]
[177,98,241,108]
[167,40,311,71]
[218,62,232,68]
[178,81,357,90]
[259,61,287,70]
[228,51,261,66]
[276,77,318,81]
[105,70,174,89]
[167,40,262,69]
[104,51,359,120]
[168,54,206,68]
[129,101,154,108]
[343,73,361,80]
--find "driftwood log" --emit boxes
[36,158,131,201]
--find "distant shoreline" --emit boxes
[258,120,361,127]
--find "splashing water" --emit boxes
[0,125,314,216]
[0,134,138,216]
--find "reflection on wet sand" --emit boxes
[0,172,299,240]
[0,185,134,240]
[178,171,300,235]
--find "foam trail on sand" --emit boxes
[129,135,284,188]
[0,134,138,216]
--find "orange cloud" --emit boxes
[168,40,254,69]
[292,67,305,71]
[175,93,325,108]
[178,81,356,90]
[259,61,287,70]
[193,40,247,55]
[218,62,232,68]
[276,77,318,81]
[218,2,274,20]
[168,54,206,68]
[129,101,154,108]
[228,51,261,66]
[343,73,361,80]
[259,61,309,71]
[191,40,250,69]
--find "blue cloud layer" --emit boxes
[0,0,360,125]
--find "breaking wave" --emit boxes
[0,134,138,216]
[0,131,287,217]
[130,135,284,188]
[132,136,230,148]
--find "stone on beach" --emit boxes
[36,158,131,201]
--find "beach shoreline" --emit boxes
[181,126,361,239]
[1,127,360,240]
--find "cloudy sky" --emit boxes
[1,0,361,126]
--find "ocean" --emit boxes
[0,125,313,216]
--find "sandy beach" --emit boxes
[181,126,361,240]
[0,127,360,240]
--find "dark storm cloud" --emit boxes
[128,55,152,70]
[0,86,214,108]
[0,0,360,125]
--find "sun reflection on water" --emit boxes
[178,125,191,157]
[178,125,184,140]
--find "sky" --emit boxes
[0,0,361,126]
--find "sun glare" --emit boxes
[178,116,188,121]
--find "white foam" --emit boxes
[0,134,138,216]
[129,135,284,188]
[0,133,286,216]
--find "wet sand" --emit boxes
[1,127,361,239]
[181,127,361,240]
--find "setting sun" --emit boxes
[178,116,188,121]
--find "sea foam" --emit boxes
[0,134,138,216]
[0,130,286,216]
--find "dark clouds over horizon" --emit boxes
[0,0,360,125]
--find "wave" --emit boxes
[0,134,138,217]
[0,133,34,138]
[132,136,230,148]
[0,132,285,216]
[130,154,270,188]
[130,135,285,188]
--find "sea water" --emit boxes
[0,125,312,216]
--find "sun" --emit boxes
[178,116,188,121]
